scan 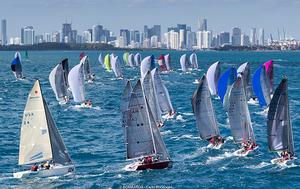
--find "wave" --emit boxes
[182,147,208,160]
[181,112,194,116]
[176,115,186,122]
[244,162,271,169]
[255,108,269,116]
[171,134,200,141]
[161,130,173,136]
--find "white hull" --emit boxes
[271,158,288,165]
[233,146,258,157]
[13,164,74,179]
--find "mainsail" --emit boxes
[11,51,23,79]
[228,76,256,144]
[252,65,271,107]
[192,74,220,140]
[190,53,198,69]
[151,68,174,114]
[49,64,68,102]
[125,80,156,159]
[134,53,141,66]
[206,61,221,96]
[180,54,189,72]
[267,78,294,155]
[81,55,93,81]
[111,55,123,78]
[140,55,155,79]
[98,53,105,68]
[61,58,69,88]
[164,54,171,71]
[68,63,85,103]
[237,62,253,100]
[18,80,72,165]
[128,54,135,67]
[142,71,162,126]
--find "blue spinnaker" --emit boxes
[217,67,237,102]
[252,65,267,107]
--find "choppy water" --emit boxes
[0,50,300,188]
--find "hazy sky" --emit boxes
[2,0,300,39]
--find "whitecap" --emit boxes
[244,162,271,169]
[171,134,200,141]
[176,115,186,122]
[161,130,173,136]
[206,151,236,164]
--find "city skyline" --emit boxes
[1,0,300,39]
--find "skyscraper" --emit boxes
[120,29,130,46]
[231,27,241,46]
[24,26,35,45]
[241,34,250,46]
[198,18,207,31]
[143,25,161,42]
[197,30,212,49]
[219,32,230,46]
[259,28,265,46]
[62,23,72,43]
[1,19,7,45]
[92,25,104,43]
[21,27,24,44]
[250,28,257,45]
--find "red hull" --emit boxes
[136,161,172,170]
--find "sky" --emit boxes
[1,0,300,39]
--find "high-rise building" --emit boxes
[82,30,92,43]
[241,34,250,46]
[1,19,7,45]
[51,32,60,43]
[259,28,265,46]
[143,25,161,42]
[44,33,51,42]
[21,27,24,44]
[231,27,241,46]
[92,25,104,43]
[35,35,44,44]
[62,23,72,43]
[150,35,158,48]
[211,34,220,48]
[177,24,187,47]
[169,30,179,50]
[197,30,212,49]
[219,32,230,46]
[120,29,130,46]
[179,29,185,49]
[250,28,257,45]
[198,18,207,31]
[24,26,35,45]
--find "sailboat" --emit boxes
[192,74,224,149]
[123,80,172,171]
[134,53,141,66]
[68,62,91,108]
[49,59,70,104]
[13,80,74,178]
[157,55,167,72]
[81,55,95,83]
[11,51,24,79]
[217,67,237,111]
[206,61,221,96]
[128,54,135,67]
[142,71,163,127]
[189,53,198,69]
[110,54,123,78]
[237,62,253,101]
[140,55,155,79]
[180,54,190,72]
[267,77,295,165]
[252,64,271,107]
[228,75,258,156]
[98,53,105,69]
[123,52,129,66]
[151,68,175,119]
[164,54,171,71]
[104,54,112,72]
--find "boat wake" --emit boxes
[160,130,173,136]
[206,151,236,165]
[171,134,200,141]
[255,108,269,116]
[68,105,101,111]
[176,115,186,122]
[182,147,208,160]
[248,99,259,106]
[244,162,271,169]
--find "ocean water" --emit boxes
[0,50,300,189]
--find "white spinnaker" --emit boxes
[68,63,85,103]
[190,53,198,69]
[111,55,123,78]
[180,54,187,72]
[206,61,221,96]
[140,56,152,79]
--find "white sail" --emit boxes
[15,51,22,62]
[111,55,123,78]
[190,53,198,69]
[142,71,163,126]
[206,61,221,96]
[140,56,154,79]
[18,81,72,165]
[134,53,141,66]
[164,54,171,71]
[128,54,135,67]
[98,53,105,68]
[125,80,156,159]
[81,55,93,81]
[49,64,68,102]
[151,68,174,114]
[68,63,85,103]
[228,76,256,144]
[180,54,188,72]
[237,62,253,99]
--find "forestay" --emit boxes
[192,74,220,140]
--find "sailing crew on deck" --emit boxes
[30,164,38,171]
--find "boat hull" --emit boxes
[125,161,172,171]
[13,165,75,179]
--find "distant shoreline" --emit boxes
[0,42,298,51]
